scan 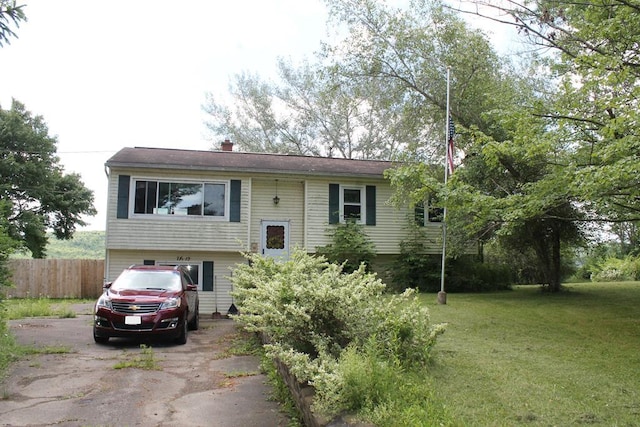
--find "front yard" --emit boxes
[425,282,640,426]
[2,282,638,425]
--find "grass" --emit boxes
[423,282,640,426]
[0,323,21,380]
[223,370,260,378]
[113,345,161,370]
[4,297,93,319]
[261,353,304,427]
[214,328,263,359]
[22,345,71,355]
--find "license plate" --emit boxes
[125,316,141,325]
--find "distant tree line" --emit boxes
[10,231,105,260]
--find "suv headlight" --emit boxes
[96,294,112,310]
[160,297,181,310]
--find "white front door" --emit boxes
[261,220,289,260]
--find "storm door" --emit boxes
[261,220,289,260]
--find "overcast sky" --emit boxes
[1,0,330,229]
[1,0,515,231]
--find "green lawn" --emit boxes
[423,282,640,426]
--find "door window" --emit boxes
[266,225,285,249]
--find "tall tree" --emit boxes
[323,0,514,154]
[0,100,96,258]
[203,58,408,160]
[462,0,640,240]
[0,200,19,290]
[324,0,587,290]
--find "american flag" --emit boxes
[447,115,455,173]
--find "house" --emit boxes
[104,142,444,315]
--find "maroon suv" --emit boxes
[93,265,199,344]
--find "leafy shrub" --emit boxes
[316,221,376,273]
[445,256,512,292]
[391,249,512,292]
[0,220,20,377]
[389,226,441,292]
[0,222,20,376]
[230,249,446,418]
[0,318,20,377]
[590,255,640,282]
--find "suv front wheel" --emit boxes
[175,313,188,345]
[188,307,199,331]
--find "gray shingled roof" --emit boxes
[106,147,396,178]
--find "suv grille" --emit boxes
[113,323,155,331]
[111,302,161,314]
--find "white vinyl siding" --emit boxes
[106,169,249,251]
[305,179,421,254]
[249,179,304,253]
[106,167,448,263]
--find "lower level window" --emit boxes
[157,262,201,290]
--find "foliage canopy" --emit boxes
[0,0,25,47]
[204,0,640,291]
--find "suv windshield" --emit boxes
[111,270,182,291]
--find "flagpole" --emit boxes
[438,68,451,305]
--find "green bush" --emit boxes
[0,317,20,378]
[316,221,376,273]
[0,220,21,377]
[390,222,512,292]
[445,256,513,292]
[389,227,441,292]
[230,249,447,419]
[391,250,512,292]
[590,255,640,282]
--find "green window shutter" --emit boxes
[366,185,376,226]
[329,183,340,224]
[415,203,426,227]
[202,261,214,292]
[230,180,241,222]
[117,175,130,219]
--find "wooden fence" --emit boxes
[6,259,105,299]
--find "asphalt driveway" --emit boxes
[0,304,290,427]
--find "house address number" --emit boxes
[176,256,191,261]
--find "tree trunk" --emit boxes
[533,223,562,293]
[548,228,562,293]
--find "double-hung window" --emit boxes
[133,179,227,218]
[342,187,364,221]
[329,183,376,225]
[415,197,443,225]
